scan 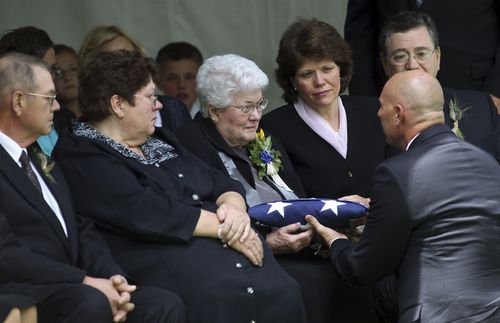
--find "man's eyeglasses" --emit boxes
[23,92,57,106]
[389,48,436,66]
[52,67,78,80]
[228,98,268,114]
[134,94,158,106]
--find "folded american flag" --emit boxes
[248,198,368,229]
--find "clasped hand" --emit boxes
[83,275,136,322]
[216,202,251,245]
[216,203,263,266]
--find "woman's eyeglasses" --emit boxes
[134,94,158,106]
[228,98,268,114]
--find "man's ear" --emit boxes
[394,104,404,125]
[110,94,126,118]
[11,90,25,117]
[435,46,441,72]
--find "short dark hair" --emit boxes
[156,42,203,67]
[379,11,440,57]
[78,50,157,122]
[53,44,77,57]
[275,19,352,104]
[0,26,53,59]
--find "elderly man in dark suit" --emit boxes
[345,0,500,113]
[306,69,500,322]
[377,11,500,162]
[0,53,185,322]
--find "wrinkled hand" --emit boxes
[491,94,500,115]
[83,276,132,322]
[339,194,370,208]
[305,215,347,249]
[266,223,313,254]
[216,203,251,244]
[229,228,264,266]
[110,275,136,321]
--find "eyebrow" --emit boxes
[243,97,263,104]
[392,45,433,53]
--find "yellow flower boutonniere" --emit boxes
[248,129,283,179]
[248,129,292,191]
[448,97,470,140]
[31,147,57,184]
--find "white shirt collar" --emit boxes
[406,133,421,151]
[0,131,25,165]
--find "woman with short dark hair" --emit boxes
[54,50,307,323]
[261,18,387,323]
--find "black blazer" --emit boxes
[157,95,192,132]
[176,114,306,200]
[345,0,500,97]
[54,127,307,323]
[0,145,124,302]
[442,87,500,162]
[330,124,500,322]
[260,96,387,199]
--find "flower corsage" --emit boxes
[448,97,470,140]
[31,147,57,184]
[248,129,292,191]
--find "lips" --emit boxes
[314,89,332,96]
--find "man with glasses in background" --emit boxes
[379,11,500,162]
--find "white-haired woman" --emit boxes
[177,54,313,255]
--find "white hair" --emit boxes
[196,54,268,117]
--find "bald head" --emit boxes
[386,70,443,121]
[378,70,444,149]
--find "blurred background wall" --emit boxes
[0,0,348,109]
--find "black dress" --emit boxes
[54,122,307,323]
[176,115,382,323]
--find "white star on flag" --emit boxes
[320,200,345,216]
[267,201,293,218]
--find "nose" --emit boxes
[405,54,420,70]
[313,72,325,86]
[52,99,61,112]
[248,107,262,121]
[154,98,163,110]
[178,77,187,88]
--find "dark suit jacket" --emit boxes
[330,124,500,322]
[176,114,306,201]
[54,127,307,323]
[157,95,192,132]
[345,0,500,97]
[443,87,500,162]
[260,96,387,199]
[0,145,124,302]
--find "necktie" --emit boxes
[19,151,42,193]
